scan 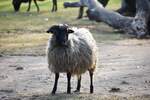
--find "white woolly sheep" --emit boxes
[46,24,97,94]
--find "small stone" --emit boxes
[145,80,150,83]
[44,18,49,21]
[0,75,8,79]
[121,81,129,85]
[9,65,17,67]
[1,96,7,99]
[109,87,120,92]
[137,66,140,69]
[16,67,24,70]
[32,95,39,97]
[0,54,3,57]
[0,89,14,93]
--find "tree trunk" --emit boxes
[64,2,81,8]
[87,0,150,38]
[63,0,109,19]
[63,0,109,8]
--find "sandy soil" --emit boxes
[0,39,150,100]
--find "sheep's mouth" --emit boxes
[50,44,69,52]
[54,43,69,48]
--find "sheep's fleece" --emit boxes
[47,27,97,75]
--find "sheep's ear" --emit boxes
[67,28,74,34]
[46,25,59,34]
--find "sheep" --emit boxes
[46,24,97,94]
[12,0,44,12]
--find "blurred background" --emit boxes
[0,0,122,56]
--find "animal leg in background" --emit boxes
[27,0,32,11]
[33,0,40,12]
[52,0,57,12]
[77,6,84,19]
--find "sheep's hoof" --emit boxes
[90,89,94,94]
[67,92,71,94]
[51,10,54,12]
[74,90,80,93]
[90,86,94,94]
[90,91,93,94]
[67,91,71,94]
[77,17,82,19]
[51,91,56,95]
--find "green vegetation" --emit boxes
[0,0,123,55]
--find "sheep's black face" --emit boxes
[12,0,21,12]
[47,24,74,46]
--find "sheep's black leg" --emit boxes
[33,0,40,12]
[74,75,81,92]
[53,0,57,12]
[51,0,56,12]
[51,73,59,94]
[67,72,71,94]
[89,70,94,93]
[77,6,84,19]
[55,0,57,11]
[27,0,32,12]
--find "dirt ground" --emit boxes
[0,39,150,100]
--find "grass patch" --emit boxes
[107,0,121,10]
[0,33,49,55]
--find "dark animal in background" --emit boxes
[78,0,109,19]
[117,0,136,16]
[12,0,40,12]
[12,0,57,12]
[46,24,97,94]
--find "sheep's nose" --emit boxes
[60,41,66,45]
[46,30,49,33]
[62,40,66,43]
[58,40,67,46]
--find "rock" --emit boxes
[121,81,129,85]
[0,75,8,80]
[109,87,121,92]
[145,80,150,83]
[0,54,3,57]
[16,67,24,70]
[9,65,24,70]
[9,65,17,67]
[0,89,14,93]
